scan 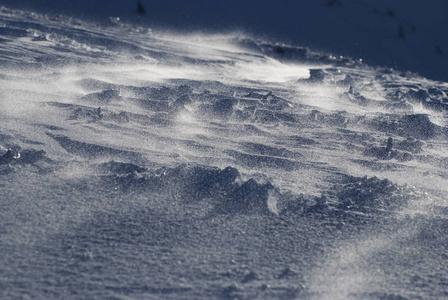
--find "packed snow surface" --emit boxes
[1,6,448,300]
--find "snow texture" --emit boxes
[0,4,448,300]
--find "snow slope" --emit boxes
[1,5,448,300]
[1,0,447,82]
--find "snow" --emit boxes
[0,3,448,300]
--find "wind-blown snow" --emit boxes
[1,0,447,81]
[1,5,448,300]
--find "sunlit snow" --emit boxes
[1,5,448,300]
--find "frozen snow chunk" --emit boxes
[0,146,48,166]
[400,114,441,139]
[31,34,49,42]
[17,149,48,164]
[299,69,326,84]
[335,176,409,213]
[69,106,103,122]
[403,88,430,103]
[308,69,326,83]
[104,163,279,215]
[341,86,371,106]
[216,178,275,215]
[363,143,413,162]
[0,146,21,165]
[428,87,447,100]
[369,114,442,140]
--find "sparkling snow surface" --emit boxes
[1,6,448,300]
